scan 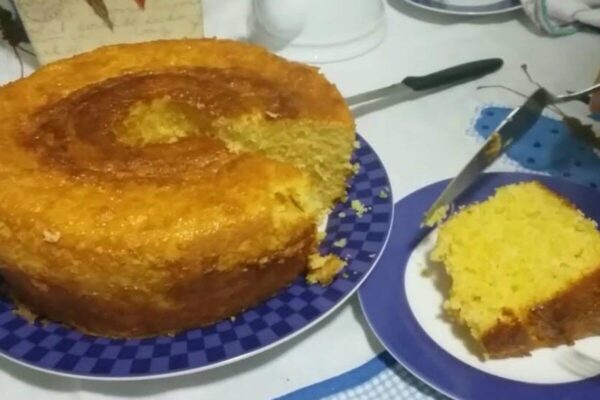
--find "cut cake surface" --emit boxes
[431,181,600,358]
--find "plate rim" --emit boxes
[0,134,394,381]
[402,0,522,16]
[358,172,600,400]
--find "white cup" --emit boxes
[248,0,386,64]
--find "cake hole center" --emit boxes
[117,97,207,146]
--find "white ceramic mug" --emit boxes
[248,0,386,64]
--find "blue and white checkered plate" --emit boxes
[0,134,393,380]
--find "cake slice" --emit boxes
[431,181,600,358]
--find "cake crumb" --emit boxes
[369,253,376,258]
[42,230,61,243]
[317,231,326,242]
[378,190,389,199]
[338,211,346,218]
[354,140,361,149]
[13,304,38,323]
[265,110,280,119]
[230,316,236,322]
[333,238,347,248]
[352,163,361,174]
[342,273,349,279]
[423,204,450,228]
[351,199,368,217]
[484,131,502,160]
[307,254,347,285]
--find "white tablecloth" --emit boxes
[0,1,598,399]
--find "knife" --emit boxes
[422,88,551,227]
[345,58,504,106]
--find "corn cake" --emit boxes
[431,181,600,358]
[0,39,355,337]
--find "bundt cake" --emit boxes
[431,181,600,358]
[0,39,355,337]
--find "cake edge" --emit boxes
[482,263,600,358]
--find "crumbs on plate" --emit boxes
[307,254,347,285]
[333,238,347,248]
[351,199,369,217]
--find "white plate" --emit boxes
[359,173,600,400]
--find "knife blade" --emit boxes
[422,88,551,227]
[345,58,503,106]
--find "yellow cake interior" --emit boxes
[216,117,353,214]
[431,181,600,343]
[117,98,353,219]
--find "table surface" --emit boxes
[0,0,598,399]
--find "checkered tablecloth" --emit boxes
[276,352,446,400]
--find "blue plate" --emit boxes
[0,135,393,380]
[359,172,600,400]
[403,0,522,15]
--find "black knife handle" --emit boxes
[403,58,503,91]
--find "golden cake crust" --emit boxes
[482,265,600,358]
[0,39,354,337]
